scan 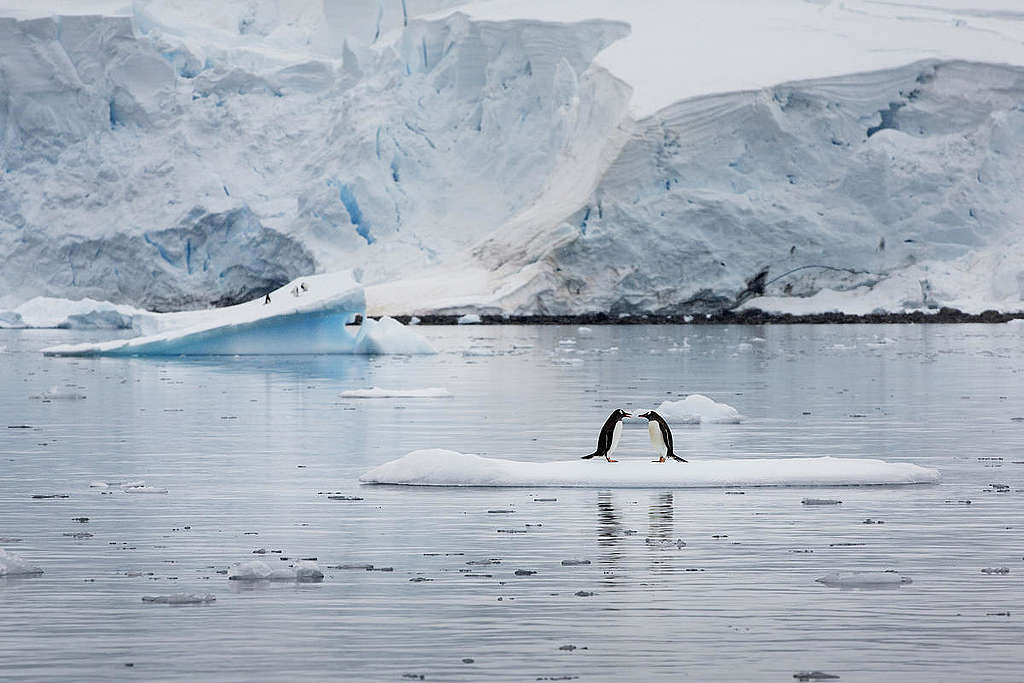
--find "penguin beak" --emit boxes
[623,412,633,418]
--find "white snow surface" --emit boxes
[0,549,43,576]
[655,395,741,425]
[359,449,940,488]
[4,1,1024,316]
[339,387,451,399]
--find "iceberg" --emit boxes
[0,549,43,576]
[352,316,436,355]
[359,449,940,488]
[40,272,432,357]
[655,395,741,425]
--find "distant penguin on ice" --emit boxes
[581,409,632,462]
[264,293,271,305]
[638,411,687,462]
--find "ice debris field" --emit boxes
[39,271,434,356]
[360,449,940,488]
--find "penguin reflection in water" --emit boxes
[638,410,687,462]
[581,409,632,462]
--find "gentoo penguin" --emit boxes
[638,411,687,462]
[264,293,271,305]
[581,409,632,462]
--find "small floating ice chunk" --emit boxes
[89,481,109,488]
[142,593,216,605]
[339,387,452,399]
[981,567,1010,575]
[29,387,86,400]
[802,498,842,506]
[457,314,482,325]
[228,560,323,582]
[816,571,911,587]
[561,559,591,566]
[0,549,43,576]
[793,672,840,681]
[655,394,741,424]
[123,485,168,494]
[352,316,436,355]
[577,327,593,336]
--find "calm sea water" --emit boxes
[1,324,1022,682]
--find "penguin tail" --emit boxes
[581,451,599,460]
[669,454,688,462]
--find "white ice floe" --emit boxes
[339,387,452,399]
[577,327,593,336]
[0,549,43,576]
[29,388,86,400]
[228,560,323,582]
[360,450,940,488]
[457,314,482,325]
[816,571,912,588]
[123,486,168,494]
[351,316,436,355]
[655,395,741,425]
[142,593,216,604]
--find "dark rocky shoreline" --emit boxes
[366,307,1024,326]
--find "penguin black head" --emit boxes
[614,408,632,419]
[638,411,661,421]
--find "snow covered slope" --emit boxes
[3,1,1024,315]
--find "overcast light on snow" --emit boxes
[2,2,1024,681]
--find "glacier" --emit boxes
[3,1,1024,315]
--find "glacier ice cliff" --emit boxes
[3,1,1024,315]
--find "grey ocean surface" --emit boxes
[1,324,1021,682]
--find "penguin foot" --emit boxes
[605,458,618,463]
[652,457,666,463]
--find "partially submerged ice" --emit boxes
[655,395,741,424]
[142,593,216,605]
[41,272,433,356]
[816,571,913,588]
[0,549,43,576]
[360,449,940,488]
[228,560,324,582]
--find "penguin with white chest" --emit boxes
[581,409,632,462]
[638,411,687,462]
